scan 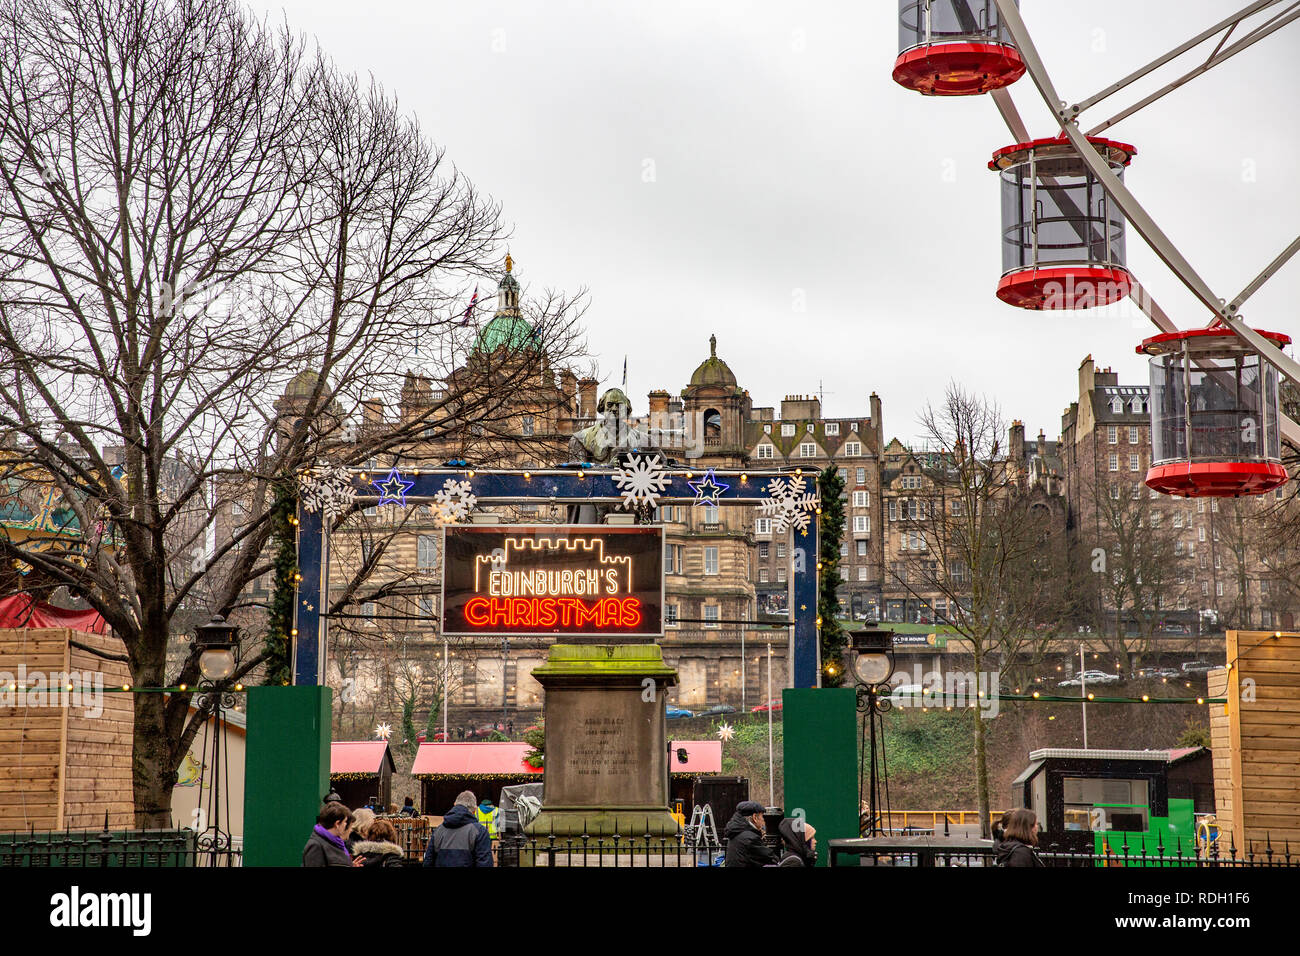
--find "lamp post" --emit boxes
[849,627,896,837]
[194,614,241,866]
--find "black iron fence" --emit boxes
[0,828,241,867]
[829,834,1297,868]
[499,833,727,867]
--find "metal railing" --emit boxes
[499,833,727,868]
[0,827,241,867]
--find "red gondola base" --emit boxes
[1145,462,1288,499]
[892,42,1026,96]
[996,266,1131,311]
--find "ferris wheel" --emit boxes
[893,1,1300,499]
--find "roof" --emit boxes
[1092,385,1150,423]
[1028,748,1176,762]
[411,742,542,777]
[473,314,536,354]
[689,334,738,389]
[330,741,394,776]
[668,740,722,774]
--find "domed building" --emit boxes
[680,334,752,468]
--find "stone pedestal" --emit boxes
[525,644,679,839]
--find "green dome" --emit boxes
[285,370,325,399]
[474,313,537,353]
[689,334,736,388]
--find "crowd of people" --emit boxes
[303,792,1045,868]
[301,790,497,867]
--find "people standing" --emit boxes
[476,798,500,840]
[347,807,376,856]
[723,801,777,867]
[422,791,494,867]
[302,802,364,867]
[777,818,818,867]
[994,808,1045,867]
[354,819,407,868]
[399,797,419,818]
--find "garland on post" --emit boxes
[817,464,848,687]
[263,477,297,686]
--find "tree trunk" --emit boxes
[132,687,180,830]
[973,645,991,838]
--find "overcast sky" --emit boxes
[258,0,1298,446]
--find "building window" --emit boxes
[1199,553,1206,569]
[854,515,869,534]
[1110,485,1121,500]
[763,423,771,434]
[776,543,786,558]
[1132,482,1142,499]
[419,597,434,618]
[845,442,861,456]
[704,605,720,628]
[839,567,849,581]
[1211,499,1219,513]
[1129,453,1140,472]
[853,490,869,508]
[1201,581,1209,596]
[521,415,534,436]
[703,503,719,524]
[1109,454,1119,471]
[1132,397,1144,414]
[1216,581,1224,597]
[704,547,718,575]
[888,500,897,521]
[755,517,772,535]
[757,443,774,459]
[666,544,683,574]
[1108,426,1118,444]
[840,542,848,557]
[800,443,816,458]
[417,534,437,568]
[856,467,866,485]
[665,604,679,627]
[1174,513,1184,528]
[857,540,868,557]
[1262,609,1273,627]
[1198,526,1206,542]
[951,499,963,516]
[1214,554,1221,569]
[806,422,815,433]
[781,423,796,437]
[1150,511,1161,527]
[758,542,769,558]
[776,567,786,583]
[825,422,839,435]
[759,568,769,583]
[858,566,868,582]
[361,602,376,619]
[1129,426,1139,444]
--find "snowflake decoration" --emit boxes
[758,474,819,534]
[613,453,670,510]
[299,464,356,521]
[431,478,477,525]
[375,722,392,740]
[716,722,735,742]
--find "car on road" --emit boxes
[1181,660,1217,674]
[751,699,783,713]
[1058,670,1121,688]
[1134,667,1180,680]
[697,704,737,717]
[666,706,695,719]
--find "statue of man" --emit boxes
[567,387,644,464]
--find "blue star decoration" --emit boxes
[371,467,415,507]
[688,468,730,506]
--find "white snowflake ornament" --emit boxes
[431,478,477,525]
[299,464,357,521]
[613,453,670,511]
[376,722,392,740]
[758,474,820,533]
[716,722,735,742]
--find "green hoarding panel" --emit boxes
[243,686,332,867]
[782,687,858,867]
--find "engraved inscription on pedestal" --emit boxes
[545,686,666,808]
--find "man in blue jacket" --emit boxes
[423,790,494,867]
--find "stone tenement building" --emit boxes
[1061,355,1298,633]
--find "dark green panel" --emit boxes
[243,686,332,867]
[782,687,858,867]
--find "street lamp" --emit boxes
[848,628,895,837]
[193,614,241,866]
[196,614,241,681]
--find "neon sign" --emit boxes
[441,525,664,638]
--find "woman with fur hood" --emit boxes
[353,819,406,868]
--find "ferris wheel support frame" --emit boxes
[991,0,1300,446]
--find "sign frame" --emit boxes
[439,523,666,640]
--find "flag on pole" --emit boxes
[460,286,479,326]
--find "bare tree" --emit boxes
[893,383,1069,837]
[1068,469,1192,671]
[0,0,585,826]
